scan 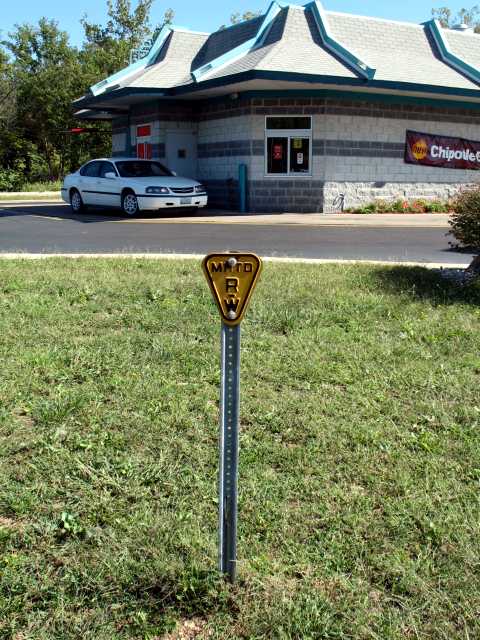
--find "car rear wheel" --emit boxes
[122,191,139,216]
[70,189,84,213]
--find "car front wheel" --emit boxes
[122,191,139,216]
[70,189,84,213]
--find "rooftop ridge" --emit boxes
[308,1,376,80]
[325,10,426,29]
[426,19,480,86]
[191,1,283,82]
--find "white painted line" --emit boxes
[0,253,472,269]
[0,201,64,206]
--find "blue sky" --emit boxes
[0,1,474,46]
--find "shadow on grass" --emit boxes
[375,265,480,306]
[123,565,232,617]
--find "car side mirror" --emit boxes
[104,172,117,179]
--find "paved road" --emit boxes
[0,203,473,265]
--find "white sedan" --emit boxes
[61,158,208,215]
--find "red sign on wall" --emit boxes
[137,125,151,138]
[405,129,480,170]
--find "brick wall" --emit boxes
[112,97,480,212]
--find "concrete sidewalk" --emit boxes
[0,199,451,228]
[126,211,451,228]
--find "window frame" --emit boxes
[99,161,118,178]
[80,161,102,178]
[264,115,313,178]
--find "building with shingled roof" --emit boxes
[74,1,480,212]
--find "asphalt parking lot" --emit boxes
[0,202,473,265]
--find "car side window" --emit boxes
[99,162,117,178]
[80,162,101,177]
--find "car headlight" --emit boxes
[195,185,207,193]
[146,186,169,194]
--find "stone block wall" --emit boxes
[249,180,324,213]
[323,181,469,213]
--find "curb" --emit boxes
[0,253,472,269]
[0,191,60,197]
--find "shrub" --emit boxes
[424,200,450,213]
[0,168,24,192]
[450,187,480,252]
[345,198,452,215]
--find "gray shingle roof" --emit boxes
[86,2,480,101]
[206,7,357,81]
[122,31,209,89]
[327,12,479,90]
[192,16,264,71]
[443,27,480,71]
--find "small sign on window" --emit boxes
[273,144,283,160]
[293,138,303,149]
[297,152,304,165]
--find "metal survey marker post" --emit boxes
[202,253,262,582]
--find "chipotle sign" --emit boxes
[405,130,480,170]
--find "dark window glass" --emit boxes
[267,137,288,174]
[116,160,173,178]
[290,138,310,174]
[99,162,117,178]
[80,161,102,177]
[266,117,311,130]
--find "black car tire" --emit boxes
[70,189,85,213]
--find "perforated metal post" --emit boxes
[218,322,241,582]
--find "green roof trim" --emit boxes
[307,1,376,81]
[426,19,480,86]
[90,26,174,97]
[175,68,480,99]
[191,1,283,82]
[76,68,480,112]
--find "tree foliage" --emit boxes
[230,10,262,24]
[219,10,262,30]
[0,1,174,185]
[432,5,480,32]
[81,0,173,76]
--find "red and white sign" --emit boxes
[136,125,151,138]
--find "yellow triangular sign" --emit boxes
[202,253,262,326]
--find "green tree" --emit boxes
[0,1,171,185]
[230,10,262,24]
[432,5,480,32]
[2,19,106,180]
[0,49,15,125]
[81,0,174,80]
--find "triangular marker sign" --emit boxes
[202,253,262,326]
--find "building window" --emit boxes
[265,116,312,176]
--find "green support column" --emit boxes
[239,164,247,214]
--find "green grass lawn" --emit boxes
[0,259,479,640]
[0,182,62,199]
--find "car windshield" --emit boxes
[115,161,173,178]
